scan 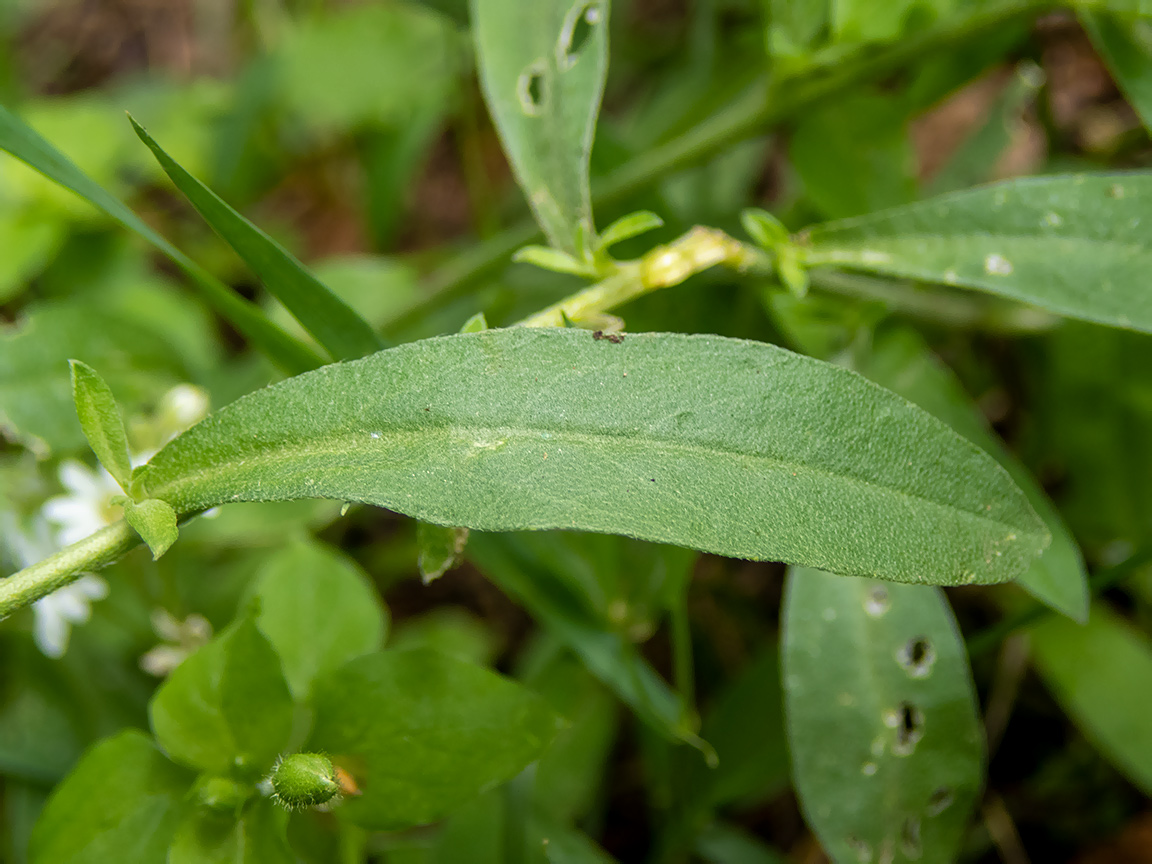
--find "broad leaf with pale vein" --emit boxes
[133,329,1048,586]
[802,173,1152,333]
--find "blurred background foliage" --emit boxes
[2,0,1152,861]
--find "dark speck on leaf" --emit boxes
[593,330,624,343]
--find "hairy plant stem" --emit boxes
[515,227,771,328]
[384,1,1050,333]
[0,521,139,618]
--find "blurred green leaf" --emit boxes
[468,533,701,752]
[136,330,1048,586]
[168,799,293,864]
[29,730,190,864]
[123,498,179,561]
[1,302,194,454]
[858,326,1088,621]
[691,643,789,809]
[803,173,1152,333]
[0,210,64,304]
[790,91,916,219]
[1030,604,1152,794]
[418,522,471,583]
[694,822,787,864]
[782,567,983,864]
[149,618,294,775]
[69,360,132,489]
[472,0,608,254]
[129,117,384,363]
[251,540,388,700]
[308,647,562,830]
[275,4,462,133]
[1082,12,1152,136]
[389,608,499,667]
[0,103,320,375]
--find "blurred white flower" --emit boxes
[140,608,212,676]
[1,511,108,658]
[159,384,210,432]
[41,460,124,548]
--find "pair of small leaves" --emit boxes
[69,360,177,559]
[742,208,810,298]
[32,540,563,862]
[514,210,665,279]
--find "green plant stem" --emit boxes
[383,1,1049,332]
[967,545,1152,658]
[0,521,139,617]
[809,269,1061,333]
[670,597,695,709]
[516,227,770,328]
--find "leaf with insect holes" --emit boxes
[801,173,1152,333]
[132,329,1048,586]
[69,360,133,490]
[783,567,984,864]
[0,104,319,375]
[472,0,609,255]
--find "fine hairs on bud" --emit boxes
[268,752,340,810]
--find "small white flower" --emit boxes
[32,576,109,658]
[159,384,210,431]
[1,511,108,658]
[139,608,212,676]
[41,460,124,548]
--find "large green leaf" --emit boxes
[308,648,562,830]
[0,103,320,375]
[857,327,1088,620]
[782,567,984,864]
[129,117,384,363]
[168,799,294,864]
[801,173,1152,333]
[29,730,190,864]
[135,329,1048,586]
[149,618,294,775]
[471,0,608,254]
[1030,604,1152,794]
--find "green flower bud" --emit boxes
[270,753,339,809]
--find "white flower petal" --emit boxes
[33,599,70,658]
[57,460,102,498]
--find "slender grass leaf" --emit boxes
[1030,604,1152,794]
[802,173,1152,333]
[308,648,562,830]
[471,0,608,254]
[782,567,984,864]
[69,360,133,489]
[857,327,1088,621]
[0,103,320,375]
[149,618,294,775]
[1082,12,1152,136]
[135,329,1048,586]
[129,117,384,362]
[251,540,388,700]
[468,532,699,750]
[30,730,191,864]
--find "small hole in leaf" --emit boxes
[845,835,872,863]
[557,2,603,69]
[926,786,954,816]
[864,585,890,617]
[892,701,924,756]
[517,61,548,116]
[897,637,936,678]
[900,817,922,859]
